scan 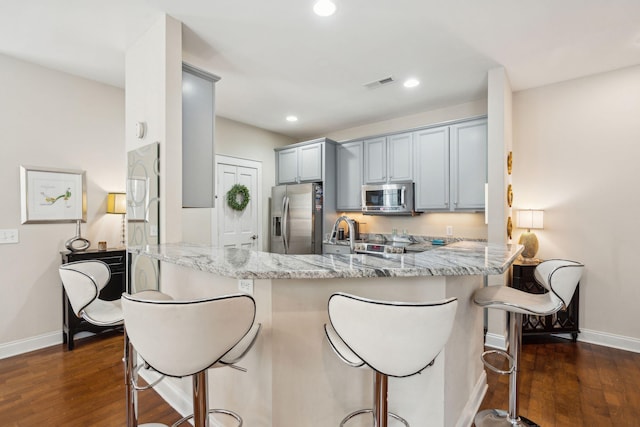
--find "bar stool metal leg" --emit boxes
[339,372,409,427]
[475,313,539,427]
[192,370,209,427]
[125,333,139,427]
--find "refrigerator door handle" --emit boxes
[282,195,290,253]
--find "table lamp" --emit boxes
[516,209,544,260]
[107,192,126,246]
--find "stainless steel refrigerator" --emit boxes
[270,183,323,254]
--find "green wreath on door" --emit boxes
[226,184,250,211]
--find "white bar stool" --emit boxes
[324,292,458,427]
[122,292,260,427]
[59,260,123,332]
[60,261,170,424]
[473,259,584,427]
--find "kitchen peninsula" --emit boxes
[128,241,522,427]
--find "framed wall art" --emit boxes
[20,165,86,224]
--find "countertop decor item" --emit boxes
[516,209,544,260]
[227,184,250,211]
[106,192,126,246]
[65,219,90,252]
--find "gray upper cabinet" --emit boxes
[277,147,299,184]
[276,138,335,185]
[336,141,364,211]
[413,118,487,212]
[414,127,450,210]
[364,132,413,184]
[182,64,220,208]
[450,119,487,210]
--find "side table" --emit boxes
[511,259,580,341]
[60,248,126,350]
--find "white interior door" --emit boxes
[215,157,261,249]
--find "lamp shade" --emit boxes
[106,192,126,214]
[516,210,544,230]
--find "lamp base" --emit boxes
[518,232,538,259]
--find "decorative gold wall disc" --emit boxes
[507,216,513,239]
[507,151,513,175]
[507,184,513,207]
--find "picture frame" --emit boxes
[20,165,86,224]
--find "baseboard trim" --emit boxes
[456,370,487,427]
[484,332,508,351]
[0,331,62,360]
[578,328,640,354]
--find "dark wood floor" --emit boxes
[0,332,179,426]
[477,336,640,427]
[1,333,639,426]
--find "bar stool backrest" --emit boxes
[121,293,256,378]
[59,260,111,317]
[328,293,457,377]
[534,259,584,309]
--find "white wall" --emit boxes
[126,14,183,243]
[513,64,640,348]
[0,54,125,356]
[324,99,489,239]
[181,116,294,249]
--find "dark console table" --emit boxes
[60,248,126,350]
[511,260,580,341]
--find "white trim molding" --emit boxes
[456,370,488,427]
[0,331,61,360]
[484,332,508,351]
[578,329,640,354]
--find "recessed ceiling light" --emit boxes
[313,0,336,17]
[286,115,298,122]
[403,78,420,88]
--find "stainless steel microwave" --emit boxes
[361,182,419,215]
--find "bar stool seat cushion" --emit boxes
[218,322,261,366]
[82,298,123,326]
[474,259,584,316]
[324,323,365,368]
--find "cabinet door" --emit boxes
[337,141,363,210]
[363,137,387,184]
[414,127,450,210]
[277,148,299,184]
[387,132,413,182]
[451,119,487,210]
[182,67,217,208]
[298,143,323,182]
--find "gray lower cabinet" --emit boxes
[414,118,487,212]
[336,141,364,211]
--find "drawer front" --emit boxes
[64,250,126,272]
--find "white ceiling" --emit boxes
[1,0,639,140]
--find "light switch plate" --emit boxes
[0,229,19,244]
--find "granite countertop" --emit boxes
[128,241,523,280]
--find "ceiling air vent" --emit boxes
[364,76,395,89]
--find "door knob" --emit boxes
[250,234,258,240]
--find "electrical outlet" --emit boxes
[149,225,158,237]
[238,279,254,295]
[0,229,19,244]
[446,226,453,236]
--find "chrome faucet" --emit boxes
[329,215,357,253]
